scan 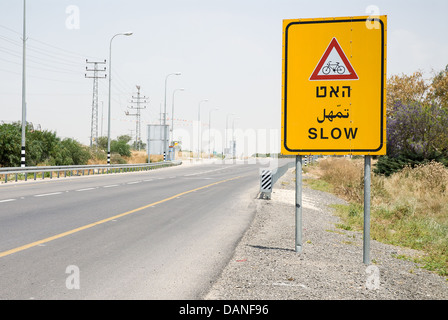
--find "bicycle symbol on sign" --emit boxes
[322,61,346,75]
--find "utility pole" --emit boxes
[159,101,162,125]
[20,0,26,167]
[128,129,135,147]
[85,59,106,148]
[125,85,148,150]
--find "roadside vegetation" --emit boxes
[0,122,156,167]
[375,68,448,176]
[304,67,448,277]
[305,157,448,277]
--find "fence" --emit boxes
[0,161,182,184]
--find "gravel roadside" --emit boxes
[204,168,448,300]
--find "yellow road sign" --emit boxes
[281,16,387,155]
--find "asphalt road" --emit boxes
[0,159,276,299]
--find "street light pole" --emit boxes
[107,31,133,165]
[171,88,185,144]
[197,99,208,158]
[208,107,219,158]
[225,113,235,157]
[163,73,181,161]
[20,0,26,167]
[232,117,240,158]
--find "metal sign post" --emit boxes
[295,155,303,253]
[363,155,371,264]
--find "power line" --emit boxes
[0,66,85,84]
[0,33,88,67]
[0,54,82,75]
[0,23,101,60]
[0,35,86,76]
[28,37,101,60]
[0,43,82,68]
[0,24,22,36]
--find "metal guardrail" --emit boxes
[259,161,295,199]
[0,161,182,184]
[259,156,319,199]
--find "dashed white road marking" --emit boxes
[183,167,225,177]
[34,192,63,197]
[75,187,96,192]
[0,199,16,203]
[3,169,220,201]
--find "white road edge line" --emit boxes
[103,185,119,188]
[127,181,141,185]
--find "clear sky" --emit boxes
[1,0,447,155]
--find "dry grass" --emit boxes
[317,157,365,203]
[88,150,164,164]
[307,157,448,277]
[125,151,148,164]
[384,162,448,217]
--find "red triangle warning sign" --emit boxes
[309,38,358,81]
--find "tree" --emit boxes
[386,71,430,117]
[387,101,448,158]
[429,65,448,109]
[0,122,93,167]
[27,129,61,165]
[375,68,448,175]
[60,138,90,165]
[117,134,132,144]
[111,135,132,157]
[96,136,108,151]
[96,135,131,155]
[0,123,21,167]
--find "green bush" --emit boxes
[0,122,91,167]
[110,153,127,164]
[0,123,21,167]
[374,154,448,177]
[374,100,448,176]
[111,140,131,157]
[60,138,90,165]
[97,135,131,157]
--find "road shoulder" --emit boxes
[204,168,448,300]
